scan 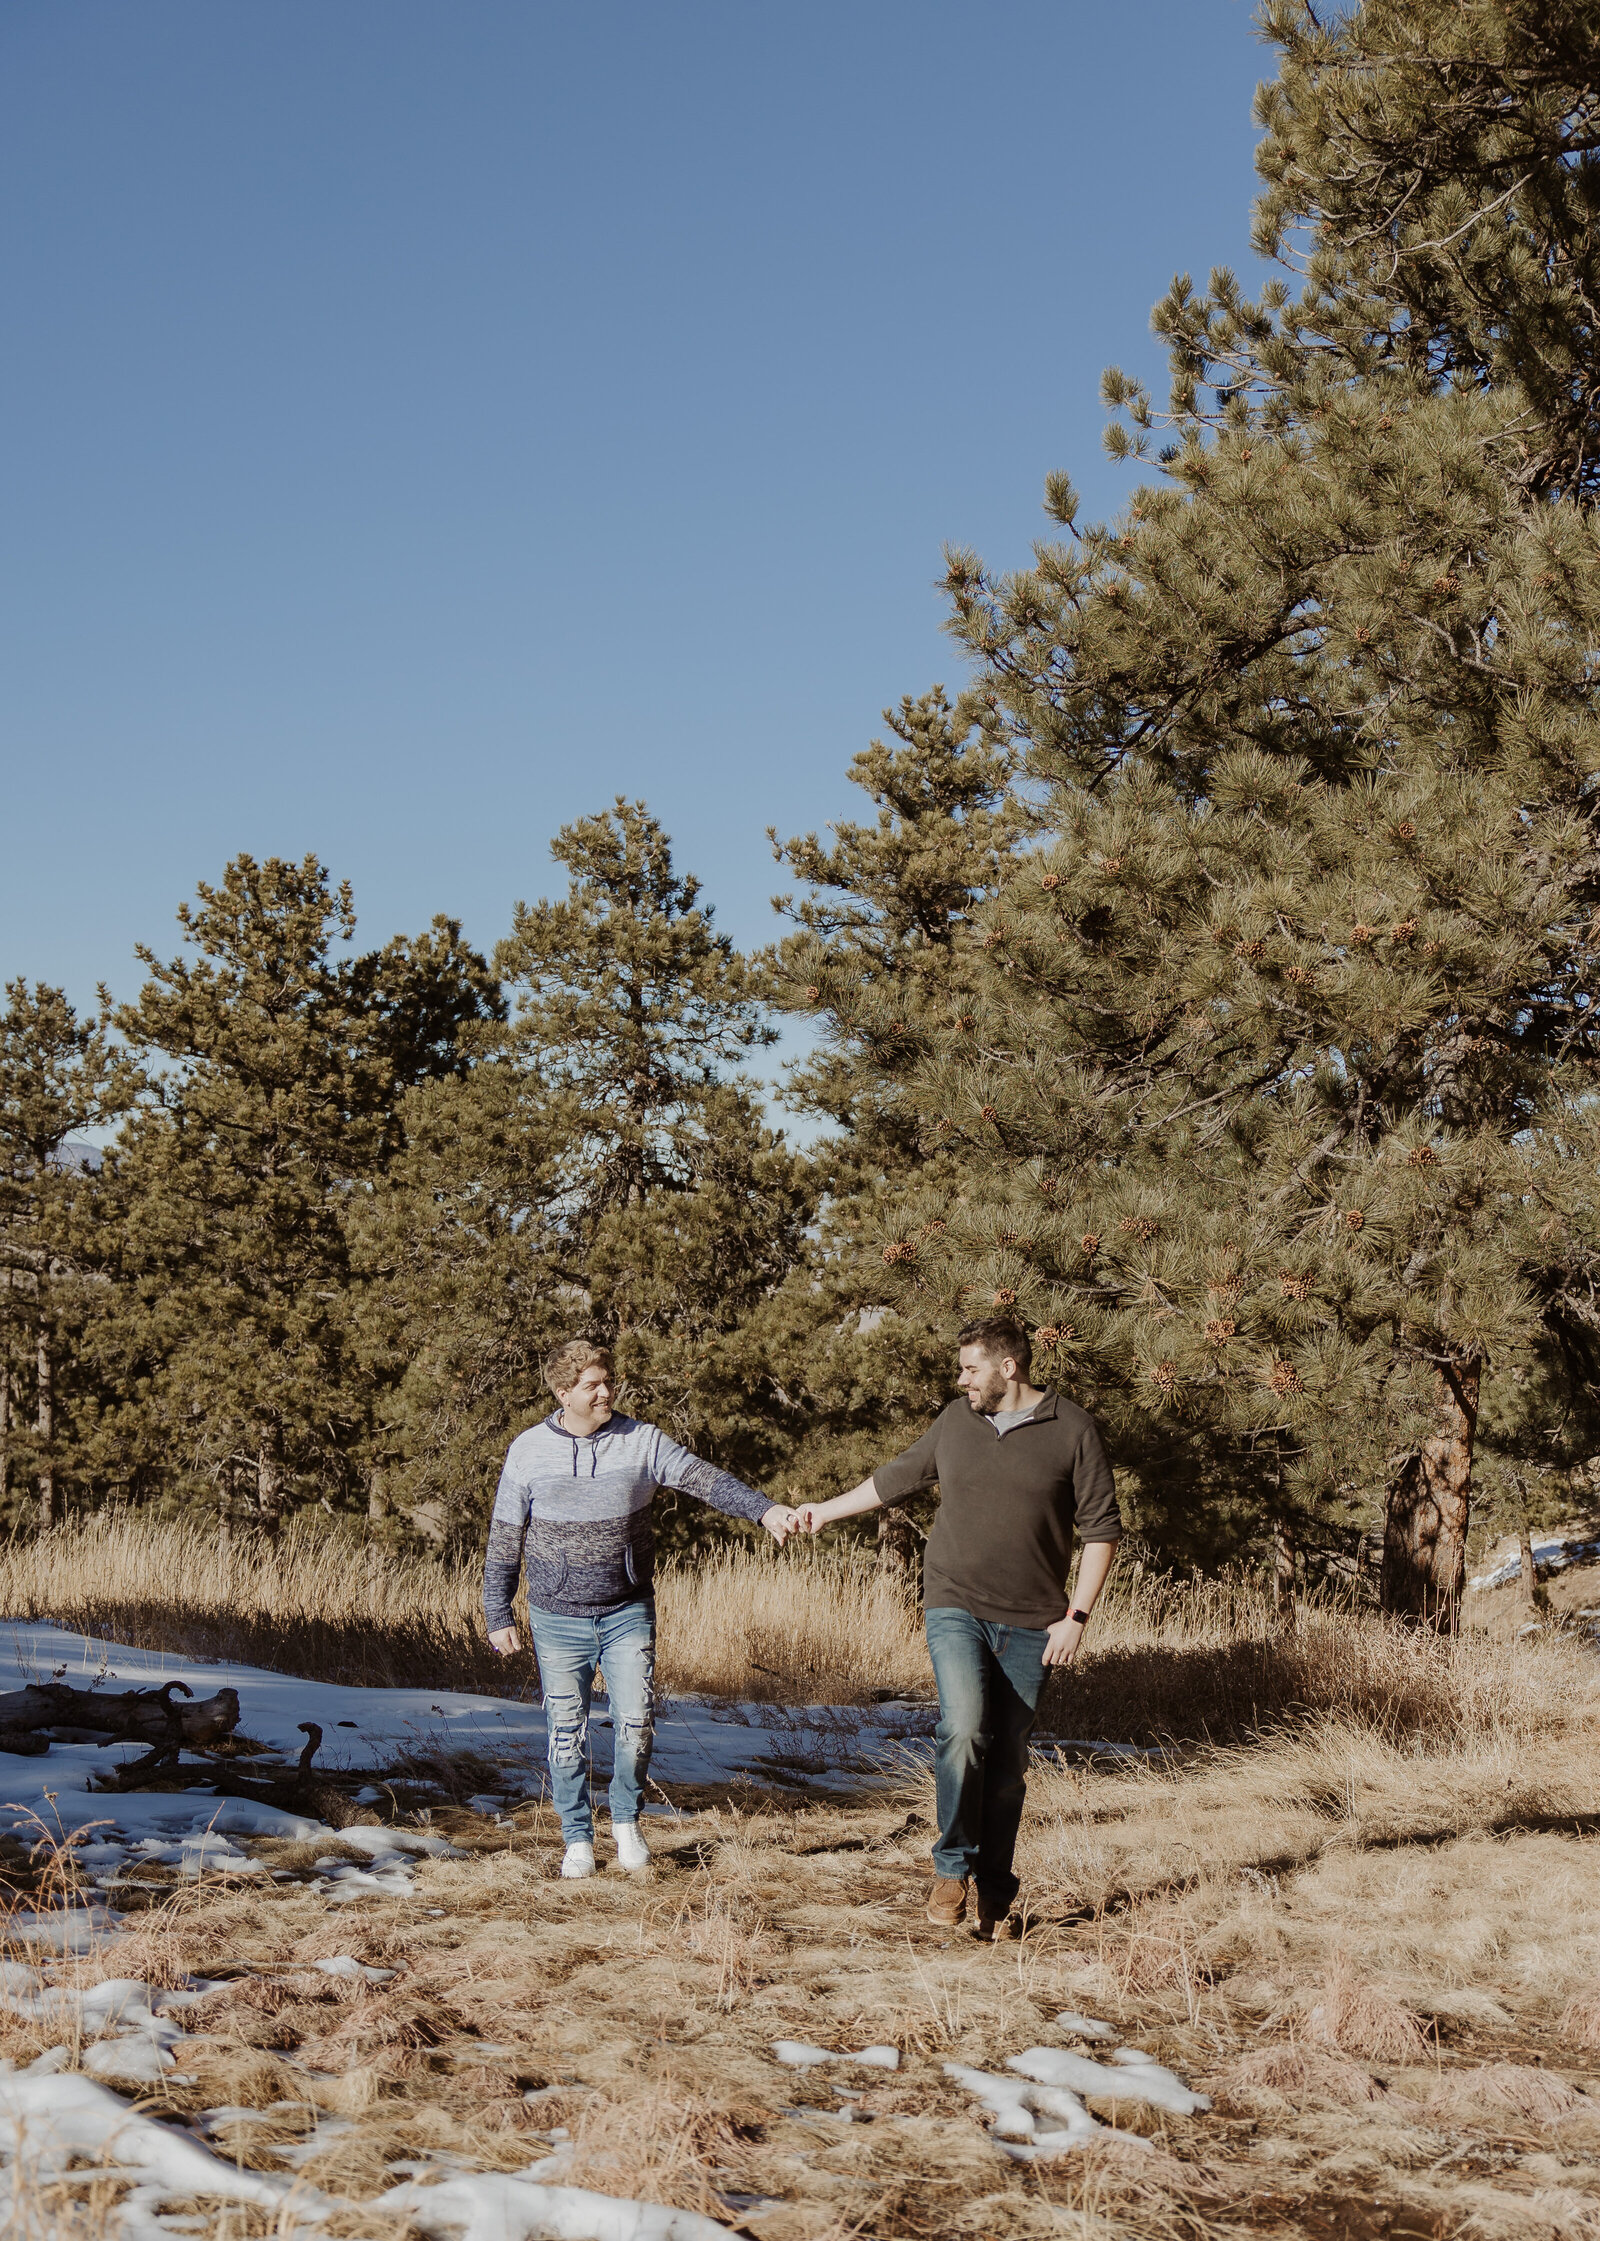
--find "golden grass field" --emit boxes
[0,1519,1598,2236]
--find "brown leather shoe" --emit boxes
[925,1874,969,1927]
[974,1904,1020,1942]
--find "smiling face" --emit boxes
[957,1342,1015,1414]
[555,1360,614,1428]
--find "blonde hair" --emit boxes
[544,1338,613,1397]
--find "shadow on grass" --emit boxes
[25,1598,537,1703]
[1037,1622,1476,1750]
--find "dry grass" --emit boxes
[0,1514,1582,1761]
[1,1566,1600,2235]
[0,1514,930,1704]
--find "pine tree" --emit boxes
[111,856,497,1528]
[0,983,135,1526]
[371,801,814,1542]
[815,0,1600,1620]
[704,690,1029,1529]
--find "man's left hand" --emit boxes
[1041,1614,1086,1668]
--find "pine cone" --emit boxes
[981,1104,1000,1122]
[1267,1359,1304,1396]
[1204,1318,1236,1344]
[1081,1233,1100,1257]
[1148,1361,1179,1394]
[992,1288,1017,1308]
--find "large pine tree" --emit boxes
[705,689,1029,1527]
[813,0,1600,1619]
[371,801,814,1541]
[0,982,135,1526]
[109,857,497,1528]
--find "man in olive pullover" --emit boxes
[801,1317,1121,1939]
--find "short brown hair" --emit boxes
[544,1337,613,1397]
[957,1317,1032,1377]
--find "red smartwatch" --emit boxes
[1068,1607,1092,1626]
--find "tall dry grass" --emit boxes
[0,1514,1585,1755]
[0,1513,931,1704]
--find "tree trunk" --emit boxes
[1272,1515,1296,1625]
[1518,1525,1549,1614]
[1381,1360,1479,1632]
[35,1331,55,1532]
[256,1427,284,1536]
[0,1349,10,1511]
[876,1506,919,1579]
[367,1465,390,1524]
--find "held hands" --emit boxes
[761,1504,803,1546]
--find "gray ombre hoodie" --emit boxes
[482,1412,770,1627]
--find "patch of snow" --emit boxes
[6,1906,118,1951]
[374,2170,736,2240]
[312,1955,397,1983]
[1008,2045,1210,2117]
[0,2067,338,2220]
[1055,2010,1114,2041]
[944,2060,1119,2156]
[1470,1534,1600,1591]
[770,2040,899,2071]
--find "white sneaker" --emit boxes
[614,1823,650,1872]
[560,1840,596,1879]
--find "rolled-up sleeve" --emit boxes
[871,1416,945,1506]
[1072,1421,1122,1543]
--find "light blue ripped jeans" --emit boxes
[527,1599,656,1841]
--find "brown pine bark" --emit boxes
[256,1426,284,1535]
[1272,1515,1296,1625]
[1519,1525,1550,1613]
[1380,1360,1479,1632]
[0,1346,10,1512]
[876,1507,920,1578]
[35,1332,55,1531]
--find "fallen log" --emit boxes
[0,1679,241,1755]
[211,1723,366,1828]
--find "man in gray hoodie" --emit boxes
[485,1336,798,1878]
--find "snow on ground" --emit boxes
[1470,1531,1600,1591]
[0,1625,1217,2233]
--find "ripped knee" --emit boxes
[618,1711,654,1756]
[547,1693,589,1769]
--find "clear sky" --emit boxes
[1,1,1269,1024]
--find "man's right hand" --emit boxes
[489,1626,522,1655]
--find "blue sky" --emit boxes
[1,1,1269,1032]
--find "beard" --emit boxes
[967,1369,1008,1414]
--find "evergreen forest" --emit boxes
[6,0,1600,1627]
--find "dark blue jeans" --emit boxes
[923,1605,1050,1911]
[527,1599,656,1842]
